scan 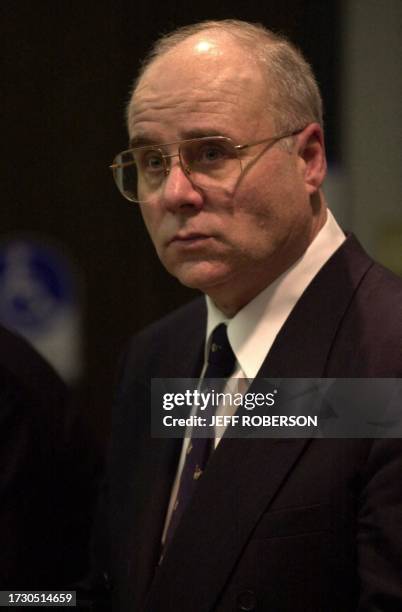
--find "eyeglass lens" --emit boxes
[113,137,241,203]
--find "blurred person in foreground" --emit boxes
[97,20,402,611]
[0,322,100,589]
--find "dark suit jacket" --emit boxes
[0,324,100,589]
[101,235,402,611]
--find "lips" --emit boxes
[169,232,211,244]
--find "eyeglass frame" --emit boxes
[109,127,306,203]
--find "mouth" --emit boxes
[169,233,212,246]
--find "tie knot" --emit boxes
[207,323,236,377]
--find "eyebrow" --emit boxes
[181,128,227,140]
[129,129,230,148]
[129,135,157,148]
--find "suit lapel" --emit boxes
[145,236,374,610]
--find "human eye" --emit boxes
[183,138,234,170]
[135,148,164,174]
[197,141,231,164]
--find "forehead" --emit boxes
[128,33,271,141]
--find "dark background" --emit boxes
[2,1,340,448]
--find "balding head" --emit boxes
[127,20,323,136]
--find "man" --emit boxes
[103,20,402,611]
[0,322,100,589]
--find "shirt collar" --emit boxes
[205,209,346,378]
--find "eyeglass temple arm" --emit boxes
[109,160,135,170]
[234,129,304,152]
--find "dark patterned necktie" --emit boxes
[163,323,236,550]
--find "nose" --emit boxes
[160,161,204,212]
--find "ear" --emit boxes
[296,123,327,195]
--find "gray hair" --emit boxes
[127,19,323,133]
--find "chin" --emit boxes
[170,261,233,292]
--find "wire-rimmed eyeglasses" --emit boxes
[109,128,304,204]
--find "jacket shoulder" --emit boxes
[331,258,402,376]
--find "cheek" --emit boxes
[230,185,303,257]
[233,187,280,235]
